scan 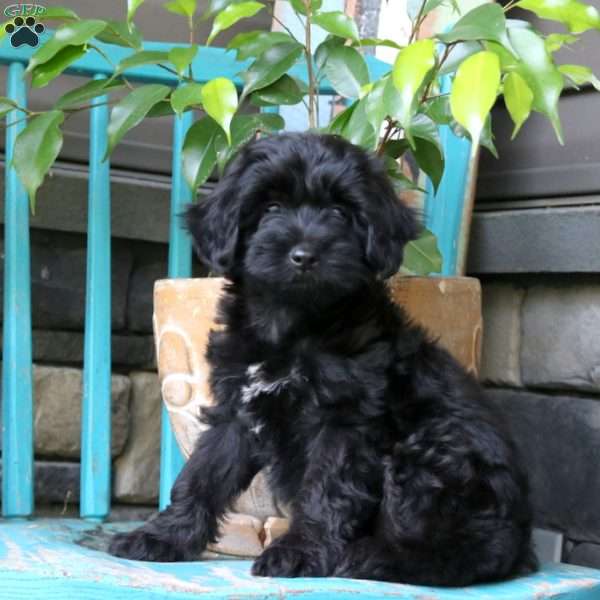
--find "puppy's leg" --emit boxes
[335,444,534,585]
[109,420,260,561]
[252,430,379,578]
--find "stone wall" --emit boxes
[0,227,204,511]
[479,275,600,568]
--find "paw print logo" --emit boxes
[5,16,45,48]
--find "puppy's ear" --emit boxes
[363,161,419,279]
[185,160,244,274]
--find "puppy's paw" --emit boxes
[108,528,181,562]
[252,536,327,578]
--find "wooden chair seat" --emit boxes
[2,519,600,600]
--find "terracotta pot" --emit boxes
[153,275,482,556]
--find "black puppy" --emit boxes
[110,133,536,586]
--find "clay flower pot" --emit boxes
[153,275,482,556]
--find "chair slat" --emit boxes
[80,75,112,520]
[1,62,34,518]
[159,110,195,509]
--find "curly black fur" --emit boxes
[109,133,536,585]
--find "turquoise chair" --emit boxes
[2,33,600,600]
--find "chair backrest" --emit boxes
[0,34,470,521]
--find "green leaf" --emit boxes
[363,77,388,135]
[27,20,107,72]
[13,110,65,212]
[450,51,500,149]
[31,45,86,88]
[438,3,508,45]
[314,35,345,71]
[207,1,264,45]
[146,100,175,117]
[113,50,170,76]
[128,0,145,23]
[412,136,444,191]
[200,78,238,143]
[0,97,19,117]
[327,101,357,135]
[385,157,422,193]
[230,113,284,149]
[423,95,452,125]
[545,33,578,53]
[182,116,224,190]
[411,113,442,150]
[250,74,306,106]
[290,0,322,16]
[95,21,142,49]
[242,42,304,96]
[480,115,498,158]
[559,64,600,90]
[203,0,238,19]
[438,41,483,76]
[484,40,519,70]
[218,112,285,168]
[54,79,124,109]
[450,111,498,157]
[410,113,444,189]
[517,0,600,33]
[171,82,203,114]
[380,139,410,159]
[391,39,436,143]
[341,98,376,150]
[323,45,369,98]
[509,27,564,143]
[402,228,442,275]
[408,0,451,21]
[227,31,292,60]
[503,71,533,138]
[42,7,80,20]
[169,45,198,76]
[163,0,197,20]
[106,84,171,157]
[312,11,359,42]
[353,37,403,49]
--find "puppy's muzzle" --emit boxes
[289,245,317,271]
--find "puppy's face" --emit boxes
[187,133,417,304]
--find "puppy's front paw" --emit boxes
[252,536,327,578]
[109,528,181,562]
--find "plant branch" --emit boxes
[419,43,454,104]
[88,43,135,90]
[156,62,196,82]
[408,0,428,43]
[377,118,398,155]
[188,18,195,80]
[304,0,317,129]
[265,0,302,44]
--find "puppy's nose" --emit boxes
[289,246,317,270]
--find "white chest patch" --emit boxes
[241,363,294,404]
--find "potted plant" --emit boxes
[4,0,599,555]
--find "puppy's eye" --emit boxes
[331,206,347,220]
[266,202,281,213]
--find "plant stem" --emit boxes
[266,0,302,44]
[377,118,397,155]
[156,62,196,82]
[408,0,428,43]
[188,18,195,80]
[304,0,317,129]
[89,43,136,90]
